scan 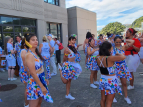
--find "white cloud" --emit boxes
[66,0,143,25]
[97,25,105,30]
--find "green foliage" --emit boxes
[100,22,125,35]
[131,16,143,28]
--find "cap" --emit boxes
[46,34,52,38]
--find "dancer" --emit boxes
[71,34,82,63]
[86,38,99,88]
[125,28,141,90]
[113,36,135,104]
[15,35,22,67]
[97,41,125,107]
[4,36,17,81]
[39,36,53,79]
[47,34,57,76]
[25,33,53,107]
[98,34,104,46]
[58,36,82,100]
[19,37,29,107]
[107,33,115,48]
[83,32,93,67]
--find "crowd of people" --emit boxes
[0,27,143,107]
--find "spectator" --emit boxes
[54,38,61,64]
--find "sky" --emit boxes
[66,0,143,31]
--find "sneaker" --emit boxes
[94,81,99,85]
[124,97,131,104]
[24,104,29,107]
[65,94,75,100]
[8,78,11,81]
[118,82,122,86]
[11,78,17,81]
[90,84,97,89]
[51,73,57,76]
[127,85,134,90]
[113,98,117,103]
[58,63,62,70]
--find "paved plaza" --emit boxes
[0,51,143,107]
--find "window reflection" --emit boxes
[3,26,13,32]
[13,18,20,25]
[23,27,30,33]
[1,17,13,24]
[44,0,59,6]
[14,26,21,32]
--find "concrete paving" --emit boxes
[0,51,143,107]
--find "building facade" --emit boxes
[0,0,68,49]
[67,6,97,51]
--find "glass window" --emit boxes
[1,17,13,24]
[29,19,36,26]
[13,18,20,25]
[51,29,57,36]
[48,0,55,5]
[23,27,30,33]
[56,0,59,6]
[50,23,57,30]
[44,0,48,2]
[31,28,36,33]
[44,0,59,6]
[21,18,29,26]
[3,26,13,32]
[14,26,21,32]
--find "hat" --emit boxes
[46,34,52,38]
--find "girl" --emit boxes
[97,41,125,107]
[125,28,141,90]
[86,38,99,88]
[58,36,82,100]
[113,36,135,104]
[19,37,29,107]
[39,36,53,80]
[4,36,17,81]
[25,33,53,107]
[83,32,93,67]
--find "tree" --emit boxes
[131,16,143,28]
[100,22,125,35]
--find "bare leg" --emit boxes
[130,72,134,86]
[66,79,71,96]
[85,56,88,65]
[59,69,68,84]
[37,97,43,107]
[11,66,15,79]
[8,67,11,78]
[106,94,115,107]
[90,71,95,84]
[100,90,106,107]
[140,59,143,64]
[94,70,98,81]
[29,98,39,107]
[120,78,128,98]
[24,83,29,106]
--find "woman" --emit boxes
[98,34,104,46]
[58,36,82,100]
[97,41,125,107]
[71,34,82,63]
[83,32,93,67]
[25,33,53,107]
[107,33,115,48]
[39,36,53,80]
[113,36,135,104]
[19,38,29,107]
[86,38,99,88]
[4,36,17,81]
[125,28,141,90]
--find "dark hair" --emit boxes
[99,41,112,56]
[99,34,103,37]
[88,38,94,47]
[114,36,122,41]
[68,36,77,53]
[24,33,44,61]
[16,35,22,39]
[107,32,112,38]
[21,38,26,49]
[86,32,93,39]
[128,28,137,35]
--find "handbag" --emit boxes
[59,43,64,50]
